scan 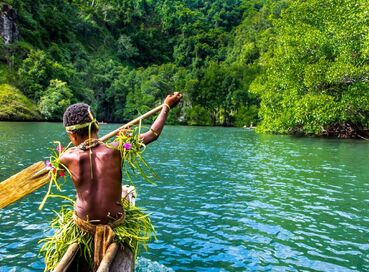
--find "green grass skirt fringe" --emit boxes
[39,199,155,271]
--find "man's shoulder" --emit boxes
[59,147,76,163]
[98,143,121,156]
[62,146,82,156]
[61,143,120,160]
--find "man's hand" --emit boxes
[164,92,183,109]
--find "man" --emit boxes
[42,92,182,271]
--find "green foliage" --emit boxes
[188,61,259,126]
[38,80,73,120]
[233,105,259,127]
[108,125,158,183]
[18,50,75,101]
[0,63,9,83]
[0,38,4,58]
[338,83,369,128]
[3,0,259,126]
[0,83,41,120]
[82,57,122,121]
[251,0,369,136]
[117,34,139,61]
[40,199,155,271]
[293,94,339,135]
[118,64,186,122]
[186,105,211,126]
[9,0,368,136]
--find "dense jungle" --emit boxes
[1,0,368,137]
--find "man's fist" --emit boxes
[164,92,183,109]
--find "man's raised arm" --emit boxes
[141,92,183,145]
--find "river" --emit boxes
[0,122,368,271]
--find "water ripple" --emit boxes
[0,125,368,271]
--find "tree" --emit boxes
[189,61,258,126]
[117,34,139,61]
[38,79,73,120]
[18,50,74,101]
[251,0,369,136]
[2,0,256,126]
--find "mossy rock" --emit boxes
[0,84,41,120]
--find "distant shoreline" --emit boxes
[0,119,249,128]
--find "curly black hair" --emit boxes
[63,103,98,137]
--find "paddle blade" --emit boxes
[0,161,50,209]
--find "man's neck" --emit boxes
[76,133,99,146]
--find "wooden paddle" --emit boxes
[0,105,164,209]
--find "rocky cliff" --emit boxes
[0,4,18,44]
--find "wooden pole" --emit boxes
[0,162,48,209]
[32,105,164,181]
[99,104,163,142]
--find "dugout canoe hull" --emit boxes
[53,186,136,272]
[55,243,134,272]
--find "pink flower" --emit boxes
[45,160,53,170]
[56,145,64,153]
[123,142,132,150]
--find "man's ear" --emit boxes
[68,133,78,144]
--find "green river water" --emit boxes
[0,122,368,271]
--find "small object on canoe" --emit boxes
[121,185,136,206]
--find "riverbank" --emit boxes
[2,117,369,140]
[0,84,41,121]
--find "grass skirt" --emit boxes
[39,199,155,271]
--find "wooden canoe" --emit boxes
[52,186,137,272]
[53,242,134,272]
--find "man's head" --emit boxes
[63,103,99,144]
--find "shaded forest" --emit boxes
[1,0,369,137]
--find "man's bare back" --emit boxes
[61,92,182,224]
[61,143,123,224]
